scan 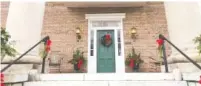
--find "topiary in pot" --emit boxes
[125,47,143,72]
[68,48,87,73]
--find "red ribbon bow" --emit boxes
[129,59,135,68]
[77,59,83,69]
[156,39,164,47]
[45,39,52,52]
[105,34,111,41]
[1,73,4,86]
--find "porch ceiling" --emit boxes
[48,2,147,7]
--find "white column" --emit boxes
[199,1,201,14]
[5,2,45,62]
[164,2,201,63]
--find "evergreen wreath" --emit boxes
[101,34,112,47]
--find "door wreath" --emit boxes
[101,33,112,47]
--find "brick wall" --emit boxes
[0,2,171,73]
[0,1,170,73]
[0,2,10,28]
[42,2,171,73]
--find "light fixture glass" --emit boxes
[76,27,81,34]
[131,27,136,34]
[130,27,137,40]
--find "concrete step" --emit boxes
[182,72,201,81]
[1,55,42,64]
[37,73,175,81]
[3,74,28,83]
[1,64,34,73]
[24,81,188,86]
[161,63,201,73]
[3,72,201,86]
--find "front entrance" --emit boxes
[86,13,126,73]
[97,30,115,73]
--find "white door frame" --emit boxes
[85,13,126,74]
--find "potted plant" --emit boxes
[68,48,86,73]
[125,47,143,72]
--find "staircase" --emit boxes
[3,72,201,86]
[1,35,201,86]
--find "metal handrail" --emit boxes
[1,36,50,72]
[159,34,201,72]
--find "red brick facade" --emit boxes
[1,2,171,73]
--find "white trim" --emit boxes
[120,19,126,73]
[85,13,125,20]
[114,29,118,73]
[199,1,201,15]
[86,13,125,74]
[93,27,121,30]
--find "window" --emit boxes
[92,21,120,27]
[90,30,94,56]
[117,29,121,56]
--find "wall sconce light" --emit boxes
[76,27,81,42]
[130,27,137,39]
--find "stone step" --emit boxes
[3,74,28,83]
[161,63,201,73]
[1,55,42,64]
[3,72,201,86]
[24,81,188,86]
[37,73,175,81]
[182,72,201,81]
[4,72,200,83]
[1,64,34,73]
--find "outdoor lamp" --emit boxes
[130,27,137,39]
[76,27,81,42]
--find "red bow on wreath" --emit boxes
[156,38,164,58]
[45,39,52,52]
[105,34,111,41]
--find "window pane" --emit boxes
[118,30,121,42]
[118,43,121,56]
[90,50,94,56]
[90,44,93,49]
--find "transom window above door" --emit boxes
[91,21,120,27]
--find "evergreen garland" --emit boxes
[1,27,17,61]
[194,34,201,55]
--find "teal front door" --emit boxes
[97,30,115,73]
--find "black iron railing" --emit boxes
[1,36,50,73]
[159,34,201,72]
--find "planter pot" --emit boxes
[133,64,140,72]
[74,64,79,71]
[73,64,82,73]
